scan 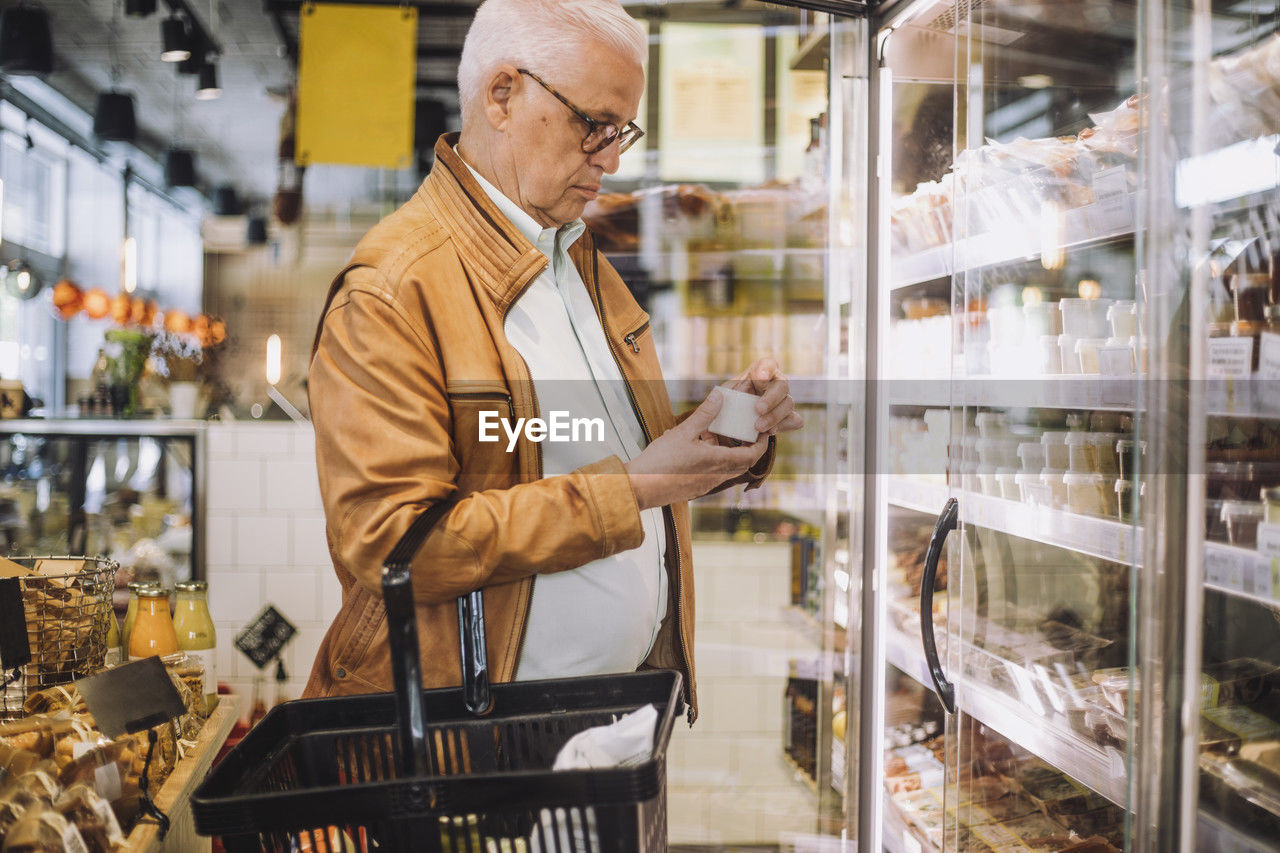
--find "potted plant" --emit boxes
[103,328,155,418]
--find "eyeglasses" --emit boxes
[518,69,644,155]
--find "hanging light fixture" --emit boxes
[0,4,54,76]
[163,147,197,187]
[246,214,269,245]
[160,14,190,62]
[93,91,137,142]
[212,185,240,216]
[124,0,156,17]
[196,62,221,100]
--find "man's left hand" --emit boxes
[729,358,804,437]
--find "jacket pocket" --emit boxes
[446,380,518,484]
[331,587,385,677]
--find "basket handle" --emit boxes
[381,497,492,776]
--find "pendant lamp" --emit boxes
[93,91,137,143]
[160,15,190,62]
[163,147,197,187]
[124,0,156,17]
[0,5,54,76]
[196,63,220,100]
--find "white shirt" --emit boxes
[458,154,668,680]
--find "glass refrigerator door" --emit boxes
[1154,1,1280,850]
[871,0,1146,850]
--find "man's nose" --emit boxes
[588,141,622,175]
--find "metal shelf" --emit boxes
[889,193,1137,291]
[884,627,1128,808]
[886,478,1143,567]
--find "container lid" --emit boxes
[1108,300,1136,314]
[1086,432,1124,444]
[1041,431,1070,445]
[1040,468,1067,481]
[1017,441,1044,455]
[1064,431,1093,446]
[1114,478,1132,494]
[174,580,208,592]
[127,581,160,592]
[1116,438,1146,452]
[1015,471,1040,485]
[1074,337,1108,352]
[136,587,169,598]
[1063,471,1104,485]
[1221,500,1265,520]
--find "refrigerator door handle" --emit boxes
[920,497,959,714]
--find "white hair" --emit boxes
[457,0,647,126]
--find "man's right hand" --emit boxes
[623,388,769,511]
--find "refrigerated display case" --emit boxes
[850,0,1280,850]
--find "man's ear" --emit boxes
[482,65,520,131]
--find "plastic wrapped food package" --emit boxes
[1221,500,1265,547]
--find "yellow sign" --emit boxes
[297,2,418,168]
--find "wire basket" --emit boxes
[1,555,118,720]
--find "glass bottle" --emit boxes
[172,580,217,711]
[127,587,178,659]
[121,581,158,661]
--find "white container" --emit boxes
[1041,432,1071,470]
[1017,441,1047,473]
[1087,433,1123,475]
[1064,470,1107,516]
[1041,468,1069,509]
[1108,300,1137,338]
[1103,336,1136,372]
[923,408,955,439]
[1036,335,1062,374]
[987,305,1025,348]
[996,467,1019,501]
[1076,337,1107,374]
[1058,334,1081,375]
[1065,432,1096,473]
[708,387,762,443]
[1023,301,1062,338]
[1060,298,1113,339]
[974,412,1009,439]
[1015,470,1049,505]
[977,437,1020,468]
[977,465,1000,497]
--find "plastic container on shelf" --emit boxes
[1064,470,1108,516]
[902,296,949,319]
[1264,487,1280,524]
[977,465,1000,497]
[1076,337,1107,374]
[1035,335,1062,374]
[1115,479,1135,522]
[1066,432,1097,473]
[1041,468,1069,509]
[1117,439,1145,481]
[1058,334,1082,375]
[1088,433,1124,475]
[1016,471,1050,506]
[987,304,1026,348]
[1103,336,1137,372]
[996,467,1019,501]
[977,437,1020,468]
[1060,298,1113,338]
[975,411,1009,438]
[1206,498,1229,543]
[1108,301,1138,338]
[1206,462,1280,502]
[1017,441,1048,473]
[1041,432,1071,469]
[962,460,980,494]
[1023,300,1062,337]
[1221,501,1265,548]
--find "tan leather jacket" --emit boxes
[301,134,774,719]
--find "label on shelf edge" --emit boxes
[1256,523,1280,560]
[1086,167,1133,234]
[1260,332,1280,380]
[1207,337,1255,378]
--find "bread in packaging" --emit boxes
[54,785,122,853]
[0,806,88,853]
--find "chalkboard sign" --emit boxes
[0,577,30,670]
[234,605,298,669]
[77,657,187,739]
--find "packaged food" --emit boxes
[1059,804,1124,838]
[1065,433,1097,474]
[1076,337,1107,374]
[1064,471,1107,516]
[997,811,1073,846]
[1,806,88,853]
[1041,469,1069,509]
[1086,434,1123,475]
[53,785,123,853]
[1021,772,1107,815]
[1220,500,1265,547]
[997,468,1020,501]
[1264,486,1280,524]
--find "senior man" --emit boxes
[303,0,803,721]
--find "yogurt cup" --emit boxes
[1075,337,1107,374]
[1064,470,1107,516]
[1065,432,1096,473]
[1041,432,1071,470]
[1017,441,1047,473]
[707,387,762,443]
[1108,300,1138,338]
[1041,468,1069,509]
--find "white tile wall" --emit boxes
[204,423,340,717]
[204,432,821,840]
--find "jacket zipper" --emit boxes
[448,390,516,429]
[589,246,694,724]
[500,264,547,677]
[623,320,649,354]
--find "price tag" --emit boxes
[1257,523,1280,560]
[1259,332,1280,379]
[75,657,188,739]
[235,605,299,669]
[1208,337,1255,378]
[1204,547,1234,589]
[1087,167,1133,234]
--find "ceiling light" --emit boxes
[3,259,42,301]
[124,0,157,17]
[0,5,54,76]
[163,147,197,187]
[161,16,191,62]
[93,91,137,143]
[196,63,221,100]
[212,185,241,216]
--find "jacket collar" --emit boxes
[417,133,551,315]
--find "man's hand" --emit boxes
[729,358,804,437]
[624,389,769,511]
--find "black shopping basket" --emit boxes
[191,501,683,853]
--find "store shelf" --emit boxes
[890,193,1137,290]
[883,791,936,853]
[886,478,1143,567]
[1203,542,1280,607]
[886,377,1140,411]
[1205,378,1280,420]
[885,627,1128,808]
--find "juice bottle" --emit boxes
[172,580,217,711]
[127,587,178,659]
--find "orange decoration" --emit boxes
[83,288,110,320]
[209,319,227,345]
[164,310,192,334]
[109,292,132,326]
[52,279,83,320]
[142,300,158,326]
[191,314,211,345]
[129,296,149,325]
